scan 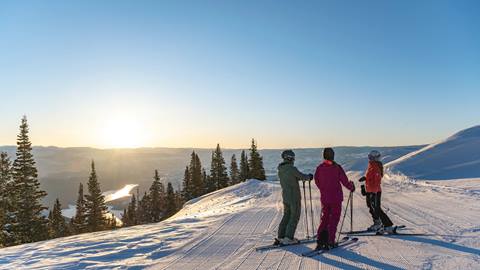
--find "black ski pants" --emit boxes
[366,192,393,227]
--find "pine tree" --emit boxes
[239,150,250,182]
[229,154,240,185]
[121,208,129,227]
[248,139,266,180]
[210,144,229,190]
[84,161,107,232]
[203,168,215,193]
[181,166,192,201]
[0,152,12,246]
[136,192,150,224]
[174,189,184,211]
[11,116,49,244]
[189,151,204,198]
[72,183,87,233]
[48,198,68,239]
[164,182,177,218]
[124,193,137,226]
[148,170,165,222]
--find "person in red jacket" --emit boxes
[365,150,394,232]
[314,148,355,250]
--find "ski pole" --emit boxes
[337,191,352,243]
[350,189,353,233]
[302,180,310,239]
[308,180,315,238]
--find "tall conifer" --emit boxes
[239,150,250,182]
[229,154,240,185]
[210,144,229,190]
[11,116,48,244]
[248,139,266,180]
[72,183,87,233]
[84,161,107,232]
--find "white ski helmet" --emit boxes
[368,150,381,161]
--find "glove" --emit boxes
[350,181,355,192]
[361,184,367,196]
[358,176,366,182]
[308,174,314,181]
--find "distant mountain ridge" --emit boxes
[0,145,424,208]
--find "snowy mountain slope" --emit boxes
[1,175,479,269]
[386,125,480,180]
[0,180,271,269]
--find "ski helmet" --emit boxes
[368,150,381,161]
[323,148,335,161]
[281,150,295,161]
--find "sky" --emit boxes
[0,0,479,149]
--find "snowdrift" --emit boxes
[0,179,272,269]
[386,125,480,180]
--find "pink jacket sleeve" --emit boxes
[338,165,354,191]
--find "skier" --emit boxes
[364,150,394,233]
[275,150,313,245]
[314,148,355,250]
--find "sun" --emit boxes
[100,114,149,148]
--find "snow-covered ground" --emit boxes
[1,175,479,269]
[2,126,480,269]
[387,125,480,180]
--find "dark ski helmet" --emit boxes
[323,148,335,161]
[281,150,295,161]
[368,150,381,161]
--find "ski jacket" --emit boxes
[314,161,354,204]
[365,161,383,193]
[278,161,310,205]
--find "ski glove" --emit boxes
[350,181,355,192]
[308,174,314,181]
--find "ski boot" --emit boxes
[273,238,283,246]
[367,219,383,232]
[315,230,329,250]
[281,237,299,245]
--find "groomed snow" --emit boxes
[1,175,479,269]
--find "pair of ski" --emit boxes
[255,236,358,256]
[255,238,317,252]
[341,225,427,236]
[301,236,359,257]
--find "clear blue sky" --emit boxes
[1,0,479,148]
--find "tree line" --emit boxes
[181,140,266,203]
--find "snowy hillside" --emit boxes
[1,175,479,269]
[386,125,480,180]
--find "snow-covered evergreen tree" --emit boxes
[11,116,49,244]
[248,139,266,180]
[84,161,107,232]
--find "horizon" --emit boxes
[1,1,479,148]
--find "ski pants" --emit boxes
[278,200,301,239]
[317,202,341,244]
[366,192,393,227]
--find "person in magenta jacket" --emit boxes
[314,148,355,250]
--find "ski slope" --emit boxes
[1,175,479,269]
[386,125,480,180]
